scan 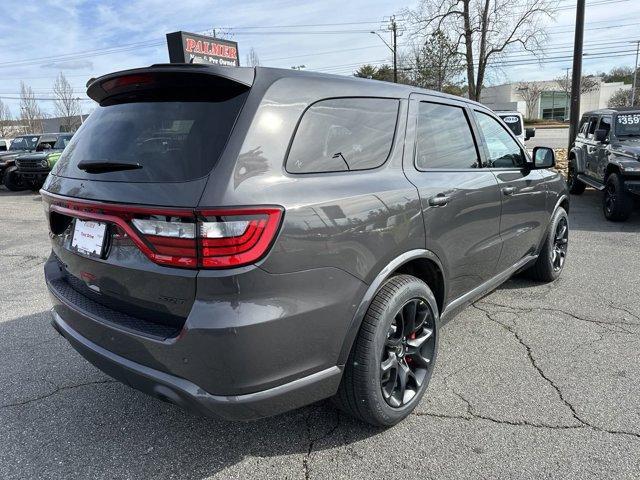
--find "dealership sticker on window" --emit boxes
[617,114,640,125]
[501,116,519,124]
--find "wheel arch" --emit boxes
[337,249,446,365]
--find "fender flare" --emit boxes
[569,147,585,173]
[337,249,445,365]
[552,193,569,215]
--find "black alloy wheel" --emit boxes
[603,173,632,221]
[333,275,439,426]
[604,180,618,218]
[551,217,568,272]
[380,298,435,408]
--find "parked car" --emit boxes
[0,133,59,191]
[43,65,568,426]
[16,133,73,191]
[568,108,640,221]
[496,110,535,145]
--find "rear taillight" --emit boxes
[43,193,283,270]
[130,208,283,268]
[198,208,283,268]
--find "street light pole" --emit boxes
[568,0,585,153]
[631,40,639,106]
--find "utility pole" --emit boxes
[565,67,570,120]
[390,16,398,83]
[568,0,585,152]
[631,40,639,106]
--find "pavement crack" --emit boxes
[479,300,638,335]
[471,302,640,440]
[302,407,341,480]
[1,378,116,408]
[607,302,640,322]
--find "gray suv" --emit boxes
[43,64,568,427]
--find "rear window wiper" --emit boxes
[77,160,142,173]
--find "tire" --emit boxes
[603,173,632,222]
[333,274,438,427]
[526,207,568,282]
[567,160,585,195]
[2,166,26,192]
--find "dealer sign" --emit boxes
[166,31,239,66]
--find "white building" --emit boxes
[480,78,631,120]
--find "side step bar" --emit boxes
[577,174,605,191]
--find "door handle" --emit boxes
[428,194,451,207]
[502,186,516,196]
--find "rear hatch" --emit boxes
[43,65,253,338]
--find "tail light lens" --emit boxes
[44,193,283,270]
[130,208,283,269]
[198,208,283,268]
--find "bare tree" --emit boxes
[20,82,43,134]
[406,0,556,101]
[0,100,11,138]
[555,74,599,96]
[53,72,81,132]
[245,48,260,67]
[516,81,545,118]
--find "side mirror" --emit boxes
[525,127,536,141]
[594,129,608,143]
[531,146,555,169]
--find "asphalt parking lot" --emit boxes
[526,127,569,150]
[1,188,639,479]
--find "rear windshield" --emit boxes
[498,115,522,136]
[53,94,247,182]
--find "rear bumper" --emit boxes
[45,252,365,419]
[51,310,342,420]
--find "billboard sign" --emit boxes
[166,31,239,66]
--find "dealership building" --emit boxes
[480,78,631,120]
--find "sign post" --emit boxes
[166,31,239,66]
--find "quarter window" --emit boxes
[415,102,479,169]
[473,111,525,168]
[286,98,399,173]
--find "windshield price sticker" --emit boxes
[617,114,640,125]
[502,116,519,124]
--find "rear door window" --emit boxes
[286,97,399,173]
[415,102,479,169]
[53,93,248,182]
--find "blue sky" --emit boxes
[1,0,639,115]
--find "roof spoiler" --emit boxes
[86,64,255,104]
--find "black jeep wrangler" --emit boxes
[568,108,640,221]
